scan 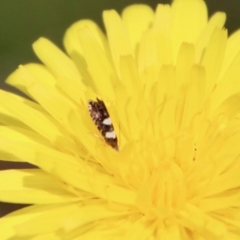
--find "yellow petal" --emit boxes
[78,27,116,100]
[195,12,226,63]
[179,64,205,130]
[63,19,111,98]
[178,203,227,239]
[206,167,240,196]
[6,63,56,97]
[124,218,155,240]
[33,38,86,102]
[32,233,61,240]
[14,203,80,236]
[0,90,67,145]
[157,225,181,240]
[212,50,240,111]
[200,189,240,212]
[171,0,207,60]
[62,204,129,232]
[0,204,60,239]
[0,131,78,166]
[36,148,136,205]
[0,169,78,204]
[175,43,195,87]
[138,29,159,87]
[103,10,133,74]
[202,28,227,96]
[27,84,77,130]
[221,29,240,77]
[152,4,173,66]
[122,4,154,51]
[119,55,140,95]
[64,19,109,59]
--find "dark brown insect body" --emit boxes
[88,99,118,150]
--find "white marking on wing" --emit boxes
[105,131,116,139]
[102,117,112,125]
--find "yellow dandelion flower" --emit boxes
[1,0,240,239]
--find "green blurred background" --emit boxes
[0,0,239,217]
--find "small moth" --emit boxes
[88,98,118,150]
